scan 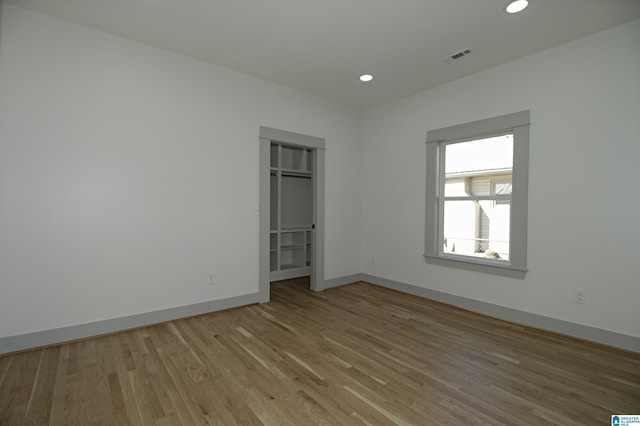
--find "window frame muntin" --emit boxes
[425,111,530,279]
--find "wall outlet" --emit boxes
[371,256,376,265]
[573,288,586,304]
[208,273,216,285]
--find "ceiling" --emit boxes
[4,0,640,109]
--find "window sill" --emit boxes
[423,254,527,279]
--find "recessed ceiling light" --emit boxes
[506,0,528,14]
[359,74,374,82]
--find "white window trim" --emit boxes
[424,111,530,279]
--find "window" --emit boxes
[492,179,512,206]
[424,111,530,278]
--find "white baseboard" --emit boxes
[360,273,640,353]
[0,292,259,355]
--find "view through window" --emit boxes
[442,134,513,261]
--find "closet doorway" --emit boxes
[258,127,325,302]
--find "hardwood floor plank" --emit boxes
[0,350,41,425]
[0,357,14,391]
[112,338,144,426]
[23,346,59,424]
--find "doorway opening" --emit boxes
[259,127,325,303]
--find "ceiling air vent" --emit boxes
[444,48,472,63]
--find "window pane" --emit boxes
[443,200,510,261]
[444,135,513,197]
[445,134,513,175]
[444,177,469,196]
[493,181,512,196]
[492,180,512,205]
[444,174,513,197]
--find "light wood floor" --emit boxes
[1,278,639,425]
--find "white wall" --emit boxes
[361,19,640,338]
[0,4,362,338]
